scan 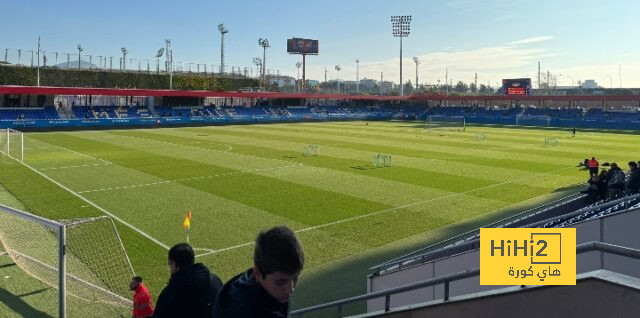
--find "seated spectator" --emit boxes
[607,163,626,200]
[597,170,609,200]
[582,174,602,203]
[626,161,640,194]
[213,226,304,318]
[153,243,223,318]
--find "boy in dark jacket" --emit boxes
[153,243,223,318]
[213,226,304,318]
[626,161,640,194]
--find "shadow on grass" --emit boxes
[0,287,51,318]
[291,188,580,317]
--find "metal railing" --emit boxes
[369,192,586,274]
[369,193,639,277]
[1,47,279,79]
[291,241,640,317]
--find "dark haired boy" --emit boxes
[213,226,305,318]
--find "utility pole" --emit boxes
[537,61,541,89]
[445,67,449,95]
[356,59,360,94]
[37,36,41,86]
[413,57,420,92]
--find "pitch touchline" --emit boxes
[12,155,170,250]
[40,163,112,171]
[76,164,303,194]
[195,165,576,258]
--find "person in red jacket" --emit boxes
[587,157,600,176]
[130,276,154,318]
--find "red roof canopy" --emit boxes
[0,85,639,102]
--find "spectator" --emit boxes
[597,170,609,200]
[587,157,599,176]
[607,163,626,199]
[213,226,305,318]
[626,161,640,194]
[130,276,154,318]
[582,174,602,203]
[153,243,223,318]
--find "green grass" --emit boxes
[1,121,640,317]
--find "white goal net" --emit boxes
[303,144,320,157]
[0,205,134,317]
[0,128,24,162]
[372,153,392,167]
[425,116,466,131]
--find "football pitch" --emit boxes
[1,121,639,316]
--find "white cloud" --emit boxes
[506,36,554,46]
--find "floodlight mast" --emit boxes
[391,15,411,96]
[335,65,342,93]
[121,47,128,70]
[218,24,228,74]
[258,38,270,90]
[253,57,262,90]
[77,44,83,69]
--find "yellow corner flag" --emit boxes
[182,211,191,230]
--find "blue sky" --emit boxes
[2,0,639,87]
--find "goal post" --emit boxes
[0,203,66,317]
[425,115,466,131]
[303,144,320,157]
[1,128,25,162]
[372,153,392,167]
[0,204,135,317]
[516,114,551,127]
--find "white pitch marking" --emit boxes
[76,164,303,194]
[195,165,577,258]
[10,156,170,250]
[39,163,112,171]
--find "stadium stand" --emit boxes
[291,192,640,317]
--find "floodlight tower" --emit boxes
[391,15,411,96]
[218,24,228,74]
[253,57,263,89]
[413,56,420,91]
[121,47,128,70]
[335,65,342,93]
[258,38,270,89]
[77,44,83,69]
[155,48,164,73]
[165,39,173,89]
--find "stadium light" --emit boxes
[356,59,360,94]
[77,44,83,69]
[258,38,270,90]
[253,57,263,89]
[218,24,229,74]
[121,47,128,70]
[391,15,411,96]
[155,48,164,73]
[413,56,420,91]
[335,65,341,93]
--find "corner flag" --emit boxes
[182,211,191,230]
